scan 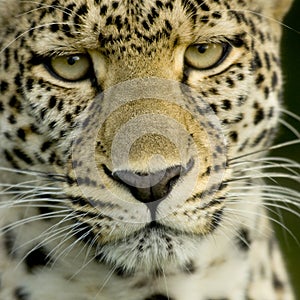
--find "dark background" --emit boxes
[276,0,300,296]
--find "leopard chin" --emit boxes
[94,222,200,274]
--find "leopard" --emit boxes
[0,0,298,299]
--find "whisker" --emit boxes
[224,207,299,245]
[280,108,300,123]
[229,139,300,163]
[279,118,300,139]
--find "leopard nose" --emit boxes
[113,165,183,203]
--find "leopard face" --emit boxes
[0,0,294,276]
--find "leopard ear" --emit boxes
[254,0,294,21]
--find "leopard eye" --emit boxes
[47,54,92,82]
[184,42,231,70]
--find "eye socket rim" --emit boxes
[184,42,232,71]
[44,53,93,82]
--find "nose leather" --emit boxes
[113,165,182,203]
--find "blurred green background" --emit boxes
[275,0,300,297]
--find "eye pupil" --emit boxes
[197,44,209,54]
[67,56,80,65]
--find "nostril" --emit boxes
[112,160,194,203]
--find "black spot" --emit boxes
[114,266,134,278]
[155,0,163,8]
[14,73,22,87]
[182,0,197,20]
[251,129,267,147]
[17,128,26,141]
[196,0,210,11]
[100,5,108,15]
[145,294,174,300]
[252,51,262,70]
[48,0,60,13]
[105,16,113,26]
[264,52,271,70]
[8,114,17,124]
[48,121,56,129]
[222,99,231,110]
[9,96,22,111]
[268,107,274,119]
[115,15,123,31]
[25,246,52,273]
[4,149,19,168]
[183,260,196,274]
[65,113,72,123]
[255,73,265,86]
[212,12,222,19]
[200,15,209,23]
[272,72,278,89]
[238,138,249,152]
[264,87,270,99]
[41,141,52,152]
[50,23,59,32]
[210,208,224,231]
[237,95,247,106]
[142,20,150,31]
[62,24,75,38]
[165,2,174,10]
[210,103,218,113]
[14,287,30,300]
[165,20,172,31]
[76,4,88,17]
[0,80,8,93]
[48,96,57,109]
[3,228,16,257]
[13,148,33,165]
[25,78,34,92]
[229,131,238,142]
[272,273,285,290]
[57,100,64,111]
[215,145,223,154]
[226,77,235,88]
[237,73,244,81]
[112,2,119,9]
[209,88,219,95]
[254,107,264,125]
[62,3,76,21]
[236,228,251,251]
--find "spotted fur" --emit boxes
[0,0,297,299]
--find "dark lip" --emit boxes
[144,220,173,232]
[124,221,194,242]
